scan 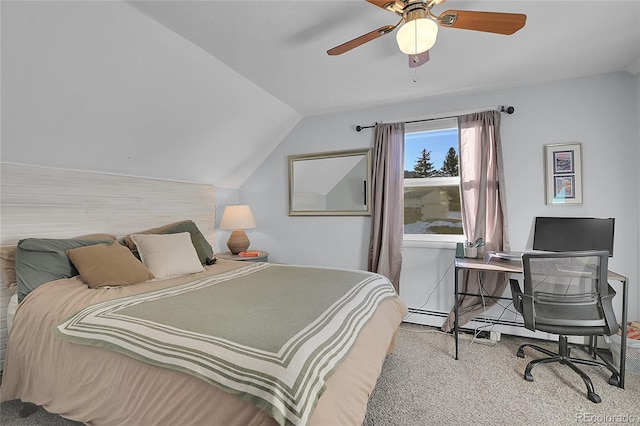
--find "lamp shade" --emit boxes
[396,17,438,55]
[220,205,256,254]
[219,205,256,230]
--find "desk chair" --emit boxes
[509,250,620,403]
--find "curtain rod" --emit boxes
[355,105,515,132]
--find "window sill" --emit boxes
[403,236,464,250]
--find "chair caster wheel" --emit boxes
[517,348,525,358]
[608,375,620,386]
[588,392,601,403]
[524,372,534,381]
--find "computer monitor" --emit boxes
[533,217,615,257]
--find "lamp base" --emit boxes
[227,229,250,254]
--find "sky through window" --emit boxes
[404,128,457,171]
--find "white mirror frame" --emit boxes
[288,148,372,216]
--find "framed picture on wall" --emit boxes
[552,150,575,174]
[545,143,582,204]
[554,175,575,199]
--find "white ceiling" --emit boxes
[130,0,640,117]
[3,1,639,189]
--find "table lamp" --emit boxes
[219,205,257,254]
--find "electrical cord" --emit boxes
[469,271,517,347]
[401,260,518,342]
[470,303,511,347]
[400,323,451,336]
[403,260,454,323]
[470,271,493,346]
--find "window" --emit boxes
[403,117,463,242]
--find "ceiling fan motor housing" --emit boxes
[403,3,428,23]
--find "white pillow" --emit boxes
[130,232,204,279]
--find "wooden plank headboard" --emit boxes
[0,163,215,371]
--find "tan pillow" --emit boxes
[67,243,155,288]
[130,232,204,279]
[0,245,18,294]
[121,220,191,250]
[73,233,118,242]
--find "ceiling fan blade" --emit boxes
[408,50,429,68]
[366,0,405,12]
[366,0,393,9]
[438,10,526,35]
[327,24,395,55]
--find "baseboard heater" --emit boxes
[404,307,525,329]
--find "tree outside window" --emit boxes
[404,120,462,239]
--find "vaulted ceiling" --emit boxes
[2,1,639,188]
[130,0,640,116]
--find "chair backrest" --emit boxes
[519,250,618,335]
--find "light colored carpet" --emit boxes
[1,323,639,425]
[364,323,640,425]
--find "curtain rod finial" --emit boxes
[500,106,515,114]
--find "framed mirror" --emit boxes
[288,148,372,216]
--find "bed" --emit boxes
[0,224,407,425]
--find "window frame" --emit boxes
[403,118,464,244]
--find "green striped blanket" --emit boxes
[54,263,398,425]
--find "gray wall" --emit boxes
[241,71,640,322]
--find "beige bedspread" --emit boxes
[1,260,407,425]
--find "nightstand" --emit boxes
[217,251,269,262]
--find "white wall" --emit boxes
[241,113,375,270]
[212,187,241,255]
[1,1,301,189]
[241,72,640,324]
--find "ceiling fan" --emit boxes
[327,0,527,67]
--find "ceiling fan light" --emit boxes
[396,17,438,55]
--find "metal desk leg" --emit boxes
[620,278,628,389]
[454,266,459,360]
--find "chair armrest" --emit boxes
[509,278,524,314]
[510,278,535,331]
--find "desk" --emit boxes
[454,257,629,389]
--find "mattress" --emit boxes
[0,259,407,425]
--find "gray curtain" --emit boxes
[368,122,405,294]
[442,111,509,332]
